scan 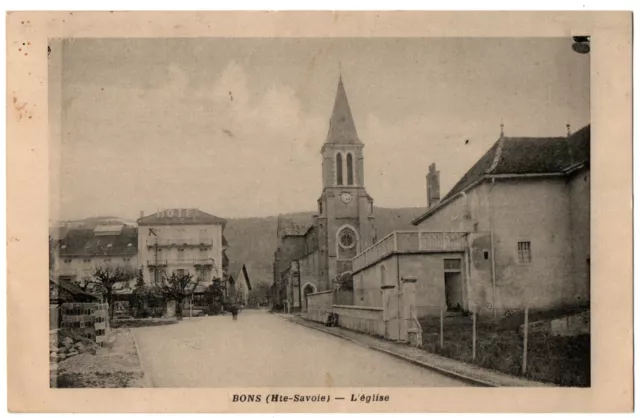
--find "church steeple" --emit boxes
[316,75,377,284]
[325,76,361,145]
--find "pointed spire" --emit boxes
[325,75,361,145]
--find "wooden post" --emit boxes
[522,307,529,375]
[440,305,444,349]
[472,311,477,361]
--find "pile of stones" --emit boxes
[50,333,97,363]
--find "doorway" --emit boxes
[302,283,317,312]
[443,258,464,311]
[444,272,463,311]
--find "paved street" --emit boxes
[133,310,469,387]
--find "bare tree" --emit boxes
[92,265,137,319]
[154,271,202,320]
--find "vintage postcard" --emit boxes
[6,11,633,413]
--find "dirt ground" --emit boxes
[51,328,145,388]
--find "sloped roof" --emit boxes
[325,76,362,145]
[277,214,314,238]
[440,140,501,202]
[138,209,226,226]
[231,264,253,291]
[50,278,99,302]
[94,224,125,235]
[413,125,590,225]
[59,227,138,257]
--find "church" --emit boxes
[273,76,591,318]
[272,76,379,311]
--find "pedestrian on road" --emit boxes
[230,304,238,320]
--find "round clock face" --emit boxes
[340,192,352,204]
[338,227,356,249]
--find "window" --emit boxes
[347,153,354,185]
[444,259,462,271]
[517,241,532,263]
[380,265,386,284]
[319,201,323,214]
[338,227,357,249]
[177,248,185,261]
[64,259,72,264]
[483,251,490,260]
[176,268,186,276]
[336,153,343,185]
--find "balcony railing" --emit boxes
[146,238,214,247]
[146,258,216,267]
[352,231,468,273]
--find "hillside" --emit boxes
[224,206,427,286]
[56,207,428,288]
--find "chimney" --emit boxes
[139,210,144,219]
[427,163,441,207]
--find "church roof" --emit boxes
[277,213,314,238]
[325,76,362,145]
[413,124,590,225]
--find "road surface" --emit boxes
[133,310,469,387]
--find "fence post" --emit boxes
[522,307,529,375]
[472,311,477,362]
[440,305,444,349]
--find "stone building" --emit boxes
[349,124,591,318]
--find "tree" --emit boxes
[91,265,137,319]
[154,271,202,320]
[205,278,226,315]
[132,267,152,317]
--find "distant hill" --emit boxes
[53,216,137,229]
[55,207,428,288]
[224,206,427,287]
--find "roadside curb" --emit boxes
[278,314,546,387]
[129,328,155,388]
[366,345,495,387]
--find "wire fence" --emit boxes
[417,304,590,387]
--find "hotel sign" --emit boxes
[157,209,193,218]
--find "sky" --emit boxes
[49,37,590,221]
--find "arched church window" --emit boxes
[336,153,343,185]
[347,153,354,185]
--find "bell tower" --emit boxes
[317,75,376,288]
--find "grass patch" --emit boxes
[419,310,590,387]
[111,318,178,328]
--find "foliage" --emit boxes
[90,265,138,319]
[204,279,226,315]
[153,271,202,320]
[334,273,353,291]
[131,267,162,318]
